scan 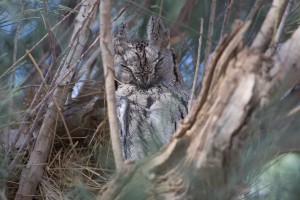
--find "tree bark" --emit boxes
[97,2,300,199]
[15,1,98,199]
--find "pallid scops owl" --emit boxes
[114,16,188,160]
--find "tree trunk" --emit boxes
[97,2,300,199]
[15,1,98,199]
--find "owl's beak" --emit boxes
[139,77,151,89]
[146,79,151,88]
[144,76,153,89]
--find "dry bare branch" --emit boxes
[204,0,217,67]
[99,0,123,171]
[159,0,164,18]
[251,0,288,52]
[14,1,98,199]
[26,51,77,156]
[0,1,85,81]
[189,18,204,111]
[272,0,294,53]
[246,0,264,21]
[220,0,234,38]
[5,3,24,155]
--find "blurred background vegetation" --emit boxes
[0,0,299,199]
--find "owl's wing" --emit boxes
[117,97,129,159]
[148,89,188,144]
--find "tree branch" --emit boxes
[251,0,288,52]
[220,0,234,38]
[203,0,217,67]
[271,0,294,54]
[99,0,123,170]
[189,18,203,111]
[14,1,98,199]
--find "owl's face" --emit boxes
[114,17,181,89]
[115,41,166,89]
[127,44,161,89]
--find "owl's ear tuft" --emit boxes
[114,22,128,39]
[113,23,130,54]
[147,16,170,49]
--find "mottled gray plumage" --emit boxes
[114,16,188,160]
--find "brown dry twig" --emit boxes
[99,0,123,170]
[26,51,77,157]
[220,0,234,38]
[189,18,204,111]
[203,0,217,67]
[0,1,84,81]
[251,0,288,52]
[271,0,294,54]
[14,1,98,199]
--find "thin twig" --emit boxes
[12,5,23,90]
[189,18,204,111]
[14,1,98,198]
[10,0,99,169]
[159,0,164,18]
[174,22,246,139]
[0,1,84,81]
[8,50,81,171]
[6,4,24,155]
[7,53,55,158]
[203,0,217,67]
[27,51,77,156]
[8,90,50,172]
[88,120,105,146]
[42,0,57,67]
[272,0,294,53]
[5,1,60,160]
[251,0,288,52]
[99,0,123,170]
[220,0,234,38]
[111,1,132,23]
[246,0,264,21]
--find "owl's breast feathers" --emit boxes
[116,84,188,159]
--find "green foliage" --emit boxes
[65,182,95,200]
[248,154,300,200]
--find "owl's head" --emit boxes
[113,17,181,89]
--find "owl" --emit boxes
[114,16,188,160]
